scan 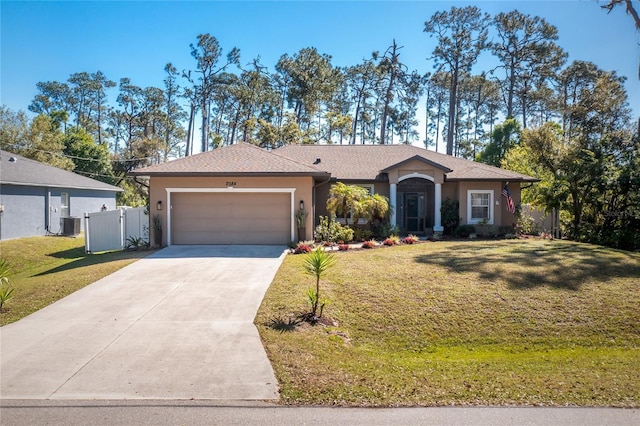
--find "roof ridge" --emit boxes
[232,142,326,173]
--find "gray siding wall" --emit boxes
[0,184,118,240]
[0,185,46,240]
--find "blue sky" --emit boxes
[1,1,638,131]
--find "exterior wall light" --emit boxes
[157,200,163,210]
[299,200,304,210]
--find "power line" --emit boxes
[2,145,158,163]
[73,169,142,181]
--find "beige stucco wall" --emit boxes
[457,181,521,227]
[149,175,314,245]
[386,159,446,184]
[441,182,458,201]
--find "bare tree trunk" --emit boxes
[185,103,195,156]
[446,68,458,156]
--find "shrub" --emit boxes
[293,243,313,254]
[125,236,149,251]
[354,228,373,242]
[315,216,354,243]
[383,235,400,246]
[376,223,400,239]
[441,198,460,235]
[338,244,350,251]
[477,225,500,238]
[454,224,476,238]
[517,215,539,235]
[361,240,377,249]
[401,234,420,244]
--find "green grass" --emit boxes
[0,235,154,326]
[256,239,640,407]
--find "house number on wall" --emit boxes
[226,181,237,187]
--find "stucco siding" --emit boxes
[149,176,314,245]
[0,185,116,240]
[0,185,46,240]
[387,159,446,184]
[457,181,518,227]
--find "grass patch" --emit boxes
[256,239,640,406]
[0,235,154,326]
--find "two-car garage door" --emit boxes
[170,192,291,245]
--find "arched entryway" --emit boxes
[397,177,434,236]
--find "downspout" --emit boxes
[312,175,332,235]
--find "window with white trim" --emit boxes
[358,184,374,195]
[60,192,70,218]
[467,190,493,224]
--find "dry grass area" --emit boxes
[256,239,640,407]
[0,235,153,326]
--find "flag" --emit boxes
[502,183,516,214]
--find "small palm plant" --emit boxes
[0,258,14,311]
[303,246,336,320]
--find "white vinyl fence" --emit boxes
[84,207,148,253]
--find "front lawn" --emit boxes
[0,235,154,326]
[256,239,640,407]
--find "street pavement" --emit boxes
[1,400,638,425]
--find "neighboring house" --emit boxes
[0,150,122,240]
[131,143,537,246]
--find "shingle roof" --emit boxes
[130,142,329,176]
[130,143,538,182]
[276,144,538,182]
[0,150,123,192]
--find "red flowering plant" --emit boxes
[361,240,377,249]
[293,243,313,254]
[401,234,420,244]
[383,235,400,246]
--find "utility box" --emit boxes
[62,217,81,236]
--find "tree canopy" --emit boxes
[1,6,638,249]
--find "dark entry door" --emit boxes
[404,192,425,233]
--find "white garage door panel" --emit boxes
[171,192,290,245]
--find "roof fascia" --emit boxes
[129,171,331,178]
[0,181,123,192]
[444,177,540,183]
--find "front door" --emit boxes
[404,192,425,234]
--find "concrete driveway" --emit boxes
[0,245,286,400]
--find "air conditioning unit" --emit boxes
[62,217,81,236]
